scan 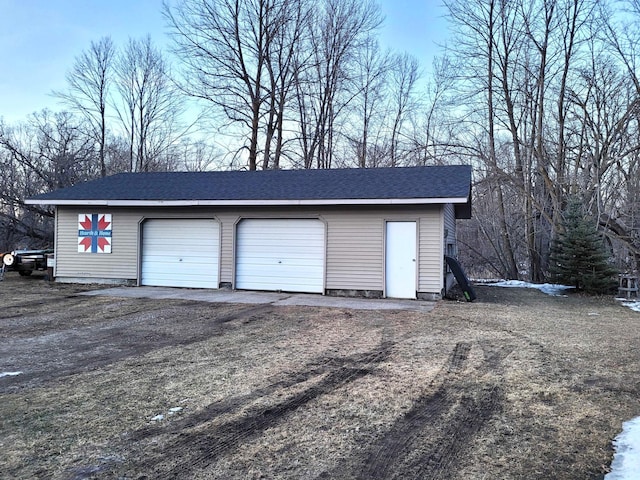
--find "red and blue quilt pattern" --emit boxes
[78,214,112,253]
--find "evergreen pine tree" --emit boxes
[549,198,618,294]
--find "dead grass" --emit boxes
[1,273,639,479]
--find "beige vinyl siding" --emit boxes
[418,207,444,294]
[216,213,238,284]
[443,203,457,254]
[55,207,223,281]
[442,203,457,291]
[55,207,140,280]
[324,212,384,290]
[55,205,447,295]
[324,206,443,294]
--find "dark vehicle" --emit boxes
[2,249,54,276]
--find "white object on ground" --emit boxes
[0,371,23,378]
[486,280,574,296]
[606,416,640,479]
[617,299,640,313]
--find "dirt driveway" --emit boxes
[1,274,639,479]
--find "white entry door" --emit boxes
[385,221,417,298]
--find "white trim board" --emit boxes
[25,196,469,207]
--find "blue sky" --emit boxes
[0,0,449,124]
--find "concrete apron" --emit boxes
[81,286,436,313]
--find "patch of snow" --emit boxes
[151,407,184,421]
[617,298,640,313]
[0,371,23,378]
[486,280,574,296]
[537,284,574,296]
[606,416,640,480]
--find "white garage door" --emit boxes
[236,219,325,293]
[142,219,220,288]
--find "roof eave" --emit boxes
[25,196,470,207]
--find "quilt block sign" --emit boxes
[78,214,112,253]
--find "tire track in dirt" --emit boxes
[129,356,342,441]
[448,341,472,370]
[0,303,274,393]
[322,341,508,480]
[128,313,374,442]
[352,342,473,479]
[397,385,503,480]
[118,341,395,479]
[479,340,516,373]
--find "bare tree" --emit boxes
[388,52,420,167]
[261,0,310,169]
[114,36,182,172]
[294,0,383,169]
[445,0,520,279]
[588,0,640,270]
[405,55,461,166]
[444,0,604,280]
[53,37,115,177]
[173,138,224,171]
[165,0,302,170]
[348,36,390,168]
[0,111,96,247]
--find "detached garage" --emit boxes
[26,165,472,300]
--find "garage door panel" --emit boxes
[143,262,218,275]
[239,240,324,249]
[236,219,324,293]
[236,256,324,265]
[242,281,318,292]
[142,219,219,288]
[141,274,210,289]
[143,253,217,262]
[143,238,214,248]
[236,265,323,278]
[240,274,322,288]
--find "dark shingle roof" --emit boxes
[27,165,471,203]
